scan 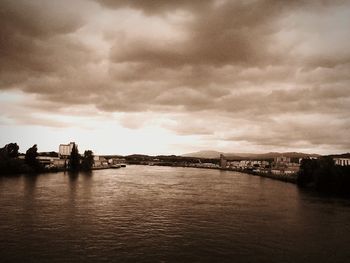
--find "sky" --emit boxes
[0,0,350,155]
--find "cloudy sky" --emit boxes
[1,0,349,155]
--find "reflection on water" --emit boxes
[0,165,350,262]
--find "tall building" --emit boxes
[59,142,77,158]
[220,154,227,168]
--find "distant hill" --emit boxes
[182,150,320,160]
[101,154,125,159]
[326,153,350,158]
[237,152,321,160]
[182,150,224,159]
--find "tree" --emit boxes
[25,144,40,171]
[81,150,94,171]
[314,156,335,192]
[69,144,80,171]
[297,157,350,195]
[6,143,19,158]
[0,143,19,159]
[297,158,318,186]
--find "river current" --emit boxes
[0,165,350,262]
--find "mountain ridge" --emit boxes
[182,150,321,159]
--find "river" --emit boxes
[0,165,350,262]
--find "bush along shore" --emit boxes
[297,156,350,196]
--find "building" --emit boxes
[93,156,109,167]
[272,156,300,175]
[35,156,67,168]
[334,158,350,166]
[274,156,291,164]
[109,158,127,165]
[220,154,227,168]
[36,156,60,165]
[53,159,67,168]
[59,142,77,158]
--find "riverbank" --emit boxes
[223,167,297,183]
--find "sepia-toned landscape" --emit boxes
[1,0,350,262]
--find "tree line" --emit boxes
[297,156,350,196]
[0,143,94,175]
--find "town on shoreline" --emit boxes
[1,141,350,196]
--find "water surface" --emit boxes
[0,165,350,262]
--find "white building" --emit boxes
[59,142,77,157]
[334,158,350,166]
[93,156,109,167]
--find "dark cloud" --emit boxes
[95,0,213,15]
[110,0,285,67]
[0,0,349,152]
[0,0,93,88]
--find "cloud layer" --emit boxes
[1,0,350,153]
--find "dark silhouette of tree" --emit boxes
[25,144,40,171]
[6,143,19,158]
[81,150,94,171]
[0,143,19,159]
[297,158,318,186]
[69,144,80,171]
[0,143,30,175]
[314,156,335,192]
[297,156,350,195]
